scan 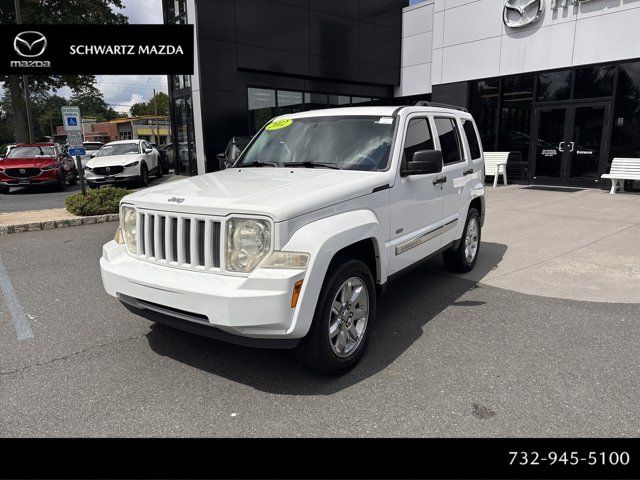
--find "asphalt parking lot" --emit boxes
[1,211,639,437]
[0,174,176,213]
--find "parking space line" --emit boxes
[0,253,33,341]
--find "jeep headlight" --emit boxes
[121,206,137,254]
[226,218,271,273]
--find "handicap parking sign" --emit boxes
[67,117,78,127]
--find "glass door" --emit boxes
[531,107,568,185]
[531,102,611,186]
[566,104,611,187]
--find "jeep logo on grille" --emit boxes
[168,197,185,204]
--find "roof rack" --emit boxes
[414,101,468,113]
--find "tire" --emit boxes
[139,163,149,187]
[0,186,9,194]
[68,175,78,186]
[296,258,376,374]
[88,183,99,190]
[443,207,481,273]
[155,164,164,179]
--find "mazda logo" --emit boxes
[13,31,48,58]
[503,0,544,28]
[19,169,26,174]
[105,167,111,173]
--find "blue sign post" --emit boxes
[68,147,86,157]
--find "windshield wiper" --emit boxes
[241,160,281,168]
[283,161,341,170]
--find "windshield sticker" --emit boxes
[377,117,393,124]
[266,119,293,131]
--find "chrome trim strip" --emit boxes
[395,219,458,255]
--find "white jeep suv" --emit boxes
[100,105,486,374]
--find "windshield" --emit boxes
[238,116,395,171]
[8,146,55,158]
[97,143,140,157]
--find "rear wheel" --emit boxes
[155,164,164,179]
[296,258,376,374]
[443,207,481,273]
[139,163,149,187]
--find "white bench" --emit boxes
[484,152,510,187]
[601,158,640,194]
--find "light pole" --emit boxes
[14,0,35,144]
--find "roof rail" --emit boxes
[414,101,468,113]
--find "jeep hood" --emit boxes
[123,168,388,221]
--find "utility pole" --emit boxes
[14,0,35,143]
[153,89,160,145]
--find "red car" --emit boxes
[0,143,78,194]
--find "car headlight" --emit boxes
[121,206,137,254]
[124,161,139,168]
[262,252,309,269]
[84,166,93,172]
[226,218,271,273]
[41,164,57,171]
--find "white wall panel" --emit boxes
[442,0,503,46]
[403,2,435,35]
[397,63,433,96]
[499,21,576,75]
[433,10,445,49]
[441,36,502,83]
[403,32,433,66]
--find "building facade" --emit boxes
[399,0,640,188]
[55,116,171,146]
[165,0,640,190]
[162,0,407,175]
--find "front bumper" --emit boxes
[0,170,60,187]
[85,173,140,186]
[100,241,306,342]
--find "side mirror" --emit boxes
[402,150,443,177]
[91,153,97,158]
[216,152,226,161]
[144,148,153,154]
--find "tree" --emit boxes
[130,92,170,117]
[0,0,128,142]
[69,89,119,122]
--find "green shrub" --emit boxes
[65,187,131,216]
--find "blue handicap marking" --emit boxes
[67,117,78,127]
[69,147,86,156]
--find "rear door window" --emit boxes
[434,117,463,165]
[462,118,482,160]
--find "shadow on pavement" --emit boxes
[146,242,508,395]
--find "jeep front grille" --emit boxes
[136,210,222,270]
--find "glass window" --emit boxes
[468,79,499,151]
[574,65,615,99]
[498,73,534,181]
[434,117,463,165]
[248,88,276,133]
[403,118,434,163]
[352,97,371,105]
[173,96,196,176]
[304,93,328,110]
[536,70,572,102]
[611,61,640,179]
[462,119,482,160]
[276,90,303,116]
[239,116,395,171]
[329,95,351,106]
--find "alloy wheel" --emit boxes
[328,277,369,358]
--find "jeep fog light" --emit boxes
[226,218,271,273]
[121,206,137,254]
[262,252,309,270]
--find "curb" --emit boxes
[0,213,119,236]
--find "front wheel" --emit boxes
[155,164,163,179]
[296,258,376,374]
[139,163,149,187]
[443,207,481,273]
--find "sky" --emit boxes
[56,0,168,115]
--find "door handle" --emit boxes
[433,176,447,185]
[463,169,474,176]
[568,141,575,152]
[558,141,566,152]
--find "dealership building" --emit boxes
[163,0,640,189]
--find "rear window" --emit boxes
[462,119,482,160]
